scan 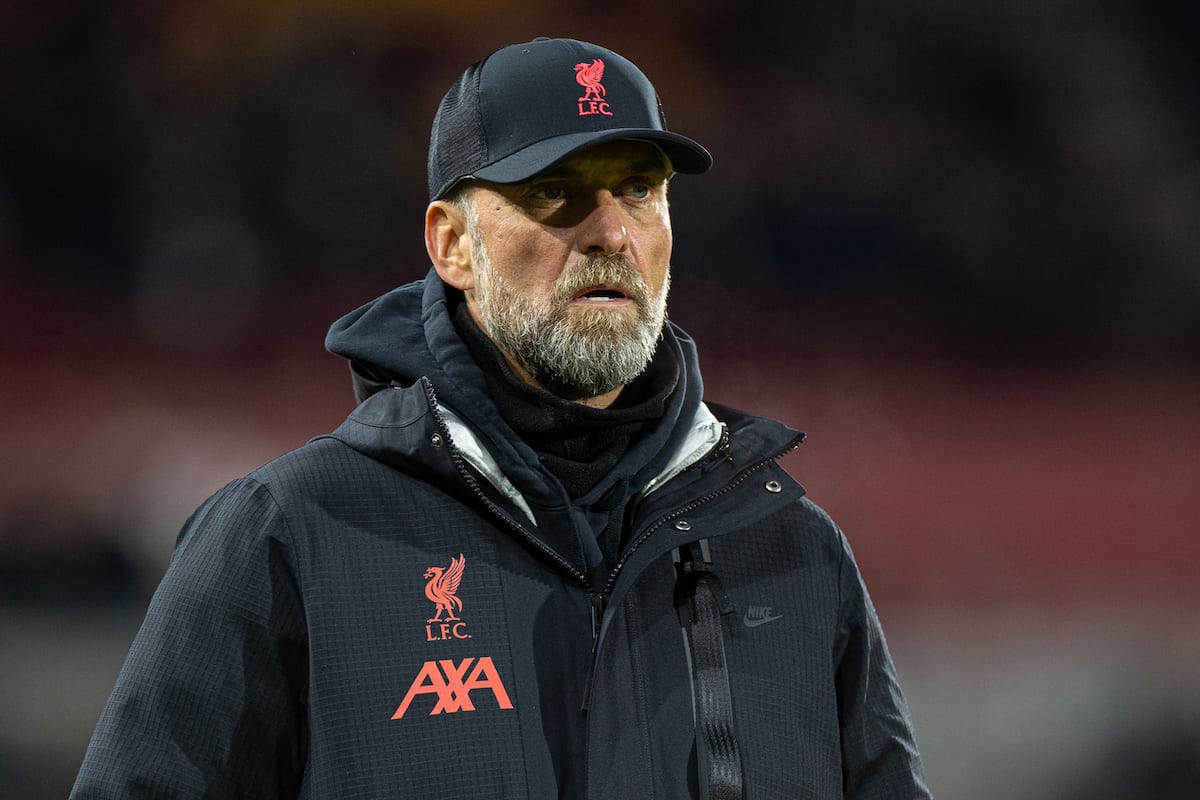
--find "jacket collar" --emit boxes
[439,398,726,527]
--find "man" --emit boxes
[73,38,930,799]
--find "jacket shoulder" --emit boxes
[241,427,416,507]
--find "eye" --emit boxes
[528,184,569,202]
[622,178,657,200]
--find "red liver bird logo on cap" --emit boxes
[424,554,465,624]
[574,59,613,116]
[574,59,606,102]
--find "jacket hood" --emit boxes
[324,270,458,402]
[327,270,551,501]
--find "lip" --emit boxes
[569,284,633,305]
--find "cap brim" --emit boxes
[469,129,712,187]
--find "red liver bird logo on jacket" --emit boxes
[424,553,465,624]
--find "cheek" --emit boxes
[642,221,673,292]
[645,203,673,252]
[494,229,570,293]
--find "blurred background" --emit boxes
[3,1,1199,797]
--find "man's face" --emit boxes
[460,140,674,402]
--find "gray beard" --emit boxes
[470,225,668,400]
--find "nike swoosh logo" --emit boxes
[743,612,783,628]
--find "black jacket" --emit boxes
[72,273,930,799]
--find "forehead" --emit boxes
[526,139,672,181]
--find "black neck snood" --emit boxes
[453,302,681,500]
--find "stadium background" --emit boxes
[2,1,1199,796]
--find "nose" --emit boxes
[576,190,628,254]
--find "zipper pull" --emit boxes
[582,592,608,712]
[589,592,607,653]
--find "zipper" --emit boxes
[420,378,588,584]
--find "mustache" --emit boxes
[551,255,649,305]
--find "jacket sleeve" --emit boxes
[834,529,932,799]
[71,477,308,799]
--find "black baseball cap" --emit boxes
[427,37,713,201]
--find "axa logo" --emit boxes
[391,657,515,719]
[424,553,470,641]
[574,59,613,117]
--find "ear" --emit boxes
[425,200,474,291]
